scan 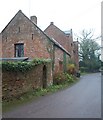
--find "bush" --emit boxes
[101,61,103,67]
[64,73,75,83]
[53,72,76,85]
[67,64,76,75]
[53,72,66,85]
[80,67,88,73]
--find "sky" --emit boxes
[0,0,102,44]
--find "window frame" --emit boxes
[14,43,24,57]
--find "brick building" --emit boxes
[1,10,71,73]
[73,41,79,70]
[44,22,79,70]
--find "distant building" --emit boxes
[44,22,79,70]
[1,10,71,73]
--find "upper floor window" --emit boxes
[19,27,20,33]
[14,43,24,57]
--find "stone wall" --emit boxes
[54,47,63,73]
[54,46,69,74]
[2,63,53,100]
[44,23,70,52]
[44,24,79,71]
[2,11,51,59]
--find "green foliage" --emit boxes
[67,64,76,75]
[78,29,101,72]
[100,61,103,73]
[32,58,51,64]
[2,62,34,73]
[101,61,103,67]
[53,72,67,85]
[3,76,78,112]
[53,72,75,85]
[80,67,88,73]
[65,73,75,82]
[1,58,51,73]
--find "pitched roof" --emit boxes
[2,10,22,32]
[44,22,73,52]
[43,34,71,56]
[1,10,71,57]
[44,22,68,37]
[51,38,71,56]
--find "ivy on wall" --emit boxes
[1,58,51,73]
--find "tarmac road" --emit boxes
[3,73,101,118]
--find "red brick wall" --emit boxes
[2,63,53,100]
[44,24,75,63]
[53,46,70,73]
[2,11,51,59]
[73,41,79,70]
[1,11,77,74]
[54,47,64,73]
[44,24,70,53]
[66,34,74,61]
[44,24,80,70]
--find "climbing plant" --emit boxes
[1,58,51,73]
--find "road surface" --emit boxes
[3,73,101,118]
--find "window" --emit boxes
[19,27,20,33]
[32,34,34,40]
[14,43,24,57]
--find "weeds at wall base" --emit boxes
[2,77,79,113]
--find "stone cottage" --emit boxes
[1,10,71,74]
[44,22,79,70]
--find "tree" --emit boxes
[77,29,101,72]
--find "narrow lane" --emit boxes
[3,73,101,118]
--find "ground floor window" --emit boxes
[14,43,24,57]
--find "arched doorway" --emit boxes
[42,65,47,88]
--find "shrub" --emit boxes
[53,72,66,85]
[67,64,76,75]
[80,67,88,73]
[65,73,75,83]
[53,72,76,85]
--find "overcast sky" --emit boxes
[0,0,102,44]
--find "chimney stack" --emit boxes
[50,22,54,25]
[30,16,37,25]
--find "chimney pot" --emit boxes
[30,16,37,24]
[50,22,54,25]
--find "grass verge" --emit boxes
[2,77,80,113]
